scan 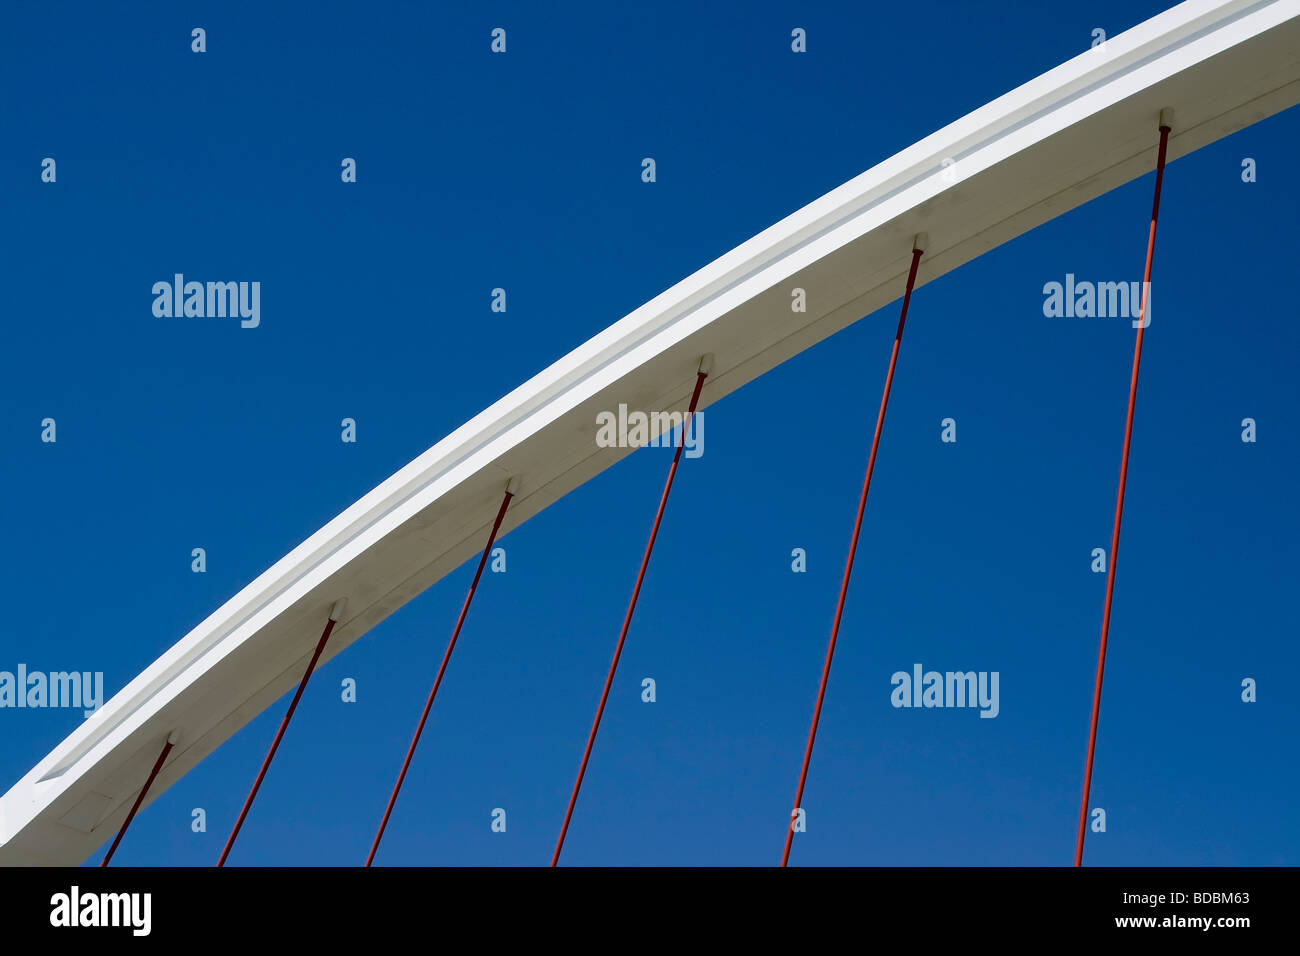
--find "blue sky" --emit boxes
[1,0,1296,866]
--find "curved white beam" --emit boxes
[3,0,1298,865]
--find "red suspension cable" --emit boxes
[782,246,924,867]
[1074,123,1171,867]
[366,487,514,866]
[217,609,342,866]
[100,735,174,866]
[551,369,708,866]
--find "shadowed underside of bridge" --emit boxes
[2,0,1298,866]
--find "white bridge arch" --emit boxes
[2,0,1297,865]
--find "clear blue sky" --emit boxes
[1,0,1296,866]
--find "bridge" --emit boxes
[2,0,1297,866]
